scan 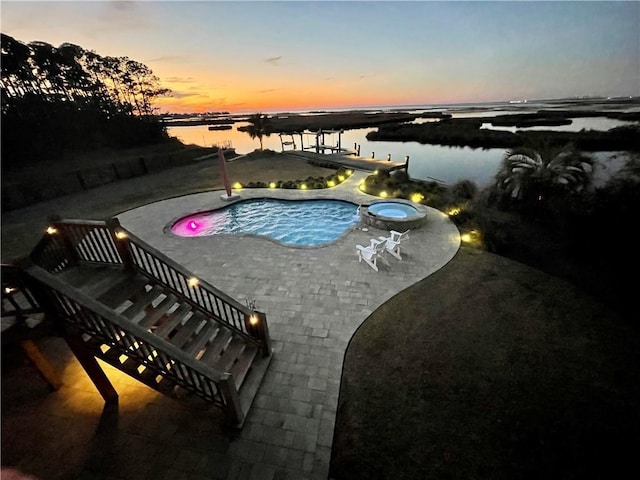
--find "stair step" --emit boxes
[182,323,218,358]
[97,274,150,309]
[137,363,177,393]
[212,336,246,373]
[198,328,233,364]
[153,303,192,339]
[137,294,178,330]
[230,344,260,389]
[169,312,206,349]
[121,285,165,321]
[58,265,124,298]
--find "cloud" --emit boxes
[164,76,197,84]
[93,1,151,34]
[110,1,135,13]
[149,55,191,64]
[168,91,197,99]
[257,88,280,94]
[265,56,283,65]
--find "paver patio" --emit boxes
[111,170,460,478]
[2,167,459,479]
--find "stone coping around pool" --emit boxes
[359,198,429,232]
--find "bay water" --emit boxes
[167,112,634,189]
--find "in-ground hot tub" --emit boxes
[359,199,428,231]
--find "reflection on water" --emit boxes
[481,116,635,133]
[167,115,631,188]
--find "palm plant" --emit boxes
[245,113,269,150]
[495,140,595,204]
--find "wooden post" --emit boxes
[106,218,135,272]
[245,311,271,357]
[52,221,80,267]
[65,334,118,404]
[219,375,244,427]
[20,340,63,390]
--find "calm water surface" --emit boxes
[167,113,633,188]
[171,199,359,247]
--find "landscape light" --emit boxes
[461,233,472,243]
[4,287,16,294]
[269,182,276,188]
[410,193,424,203]
[232,182,243,190]
[46,226,58,235]
[188,277,199,287]
[300,183,307,190]
[359,183,366,192]
[327,180,335,187]
[346,170,353,176]
[380,191,388,198]
[249,314,259,326]
[338,175,345,182]
[115,230,128,239]
[447,207,461,216]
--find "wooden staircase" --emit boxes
[24,219,272,427]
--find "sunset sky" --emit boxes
[2,1,639,114]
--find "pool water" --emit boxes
[368,202,419,219]
[171,199,360,247]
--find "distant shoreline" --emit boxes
[160,96,640,125]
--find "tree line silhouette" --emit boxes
[1,33,171,168]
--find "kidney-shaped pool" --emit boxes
[170,198,360,247]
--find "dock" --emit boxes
[281,150,405,172]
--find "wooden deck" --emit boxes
[24,219,273,427]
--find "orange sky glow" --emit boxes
[2,1,638,114]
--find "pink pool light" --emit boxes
[172,215,209,236]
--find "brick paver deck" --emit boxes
[2,170,459,480]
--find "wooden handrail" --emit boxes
[28,218,270,350]
[1,264,42,319]
[110,220,264,347]
[26,264,242,414]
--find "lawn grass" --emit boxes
[330,247,640,479]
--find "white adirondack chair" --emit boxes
[356,238,388,272]
[378,229,410,260]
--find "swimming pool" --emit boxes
[171,198,360,247]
